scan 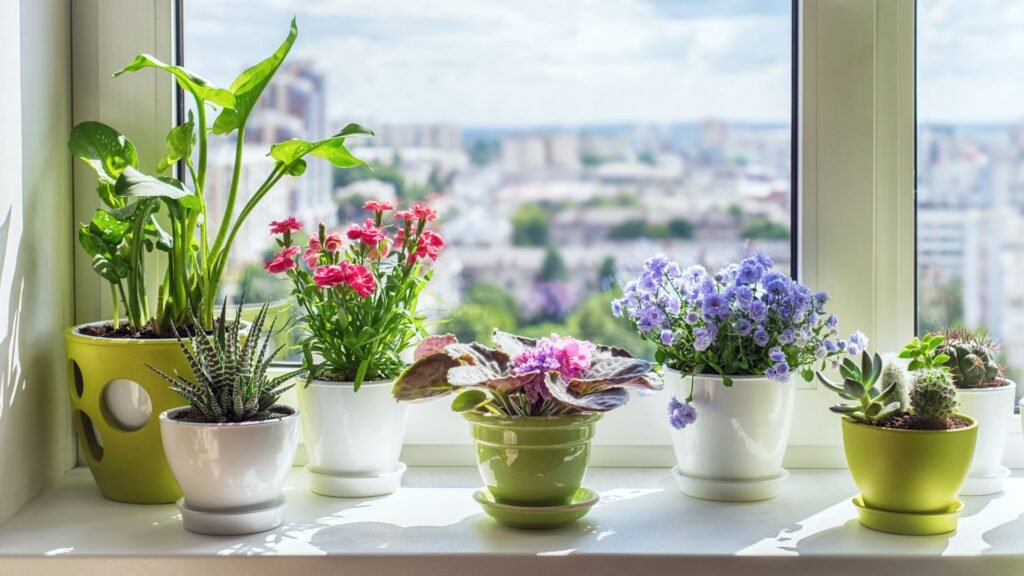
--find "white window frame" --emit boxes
[70,0,1023,469]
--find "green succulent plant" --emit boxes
[816,351,903,424]
[909,368,959,423]
[879,354,911,412]
[898,333,951,371]
[149,300,301,423]
[936,327,1002,389]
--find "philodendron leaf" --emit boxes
[212,18,298,135]
[269,124,374,169]
[88,209,131,244]
[543,372,630,412]
[391,353,459,401]
[115,168,190,200]
[69,121,138,184]
[450,389,490,413]
[156,111,196,173]
[113,54,235,109]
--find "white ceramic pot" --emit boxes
[666,369,795,500]
[958,379,1016,495]
[298,379,408,496]
[159,407,299,534]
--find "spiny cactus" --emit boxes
[910,368,959,424]
[937,328,1001,388]
[150,300,301,423]
[879,354,911,412]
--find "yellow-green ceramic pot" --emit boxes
[465,412,601,507]
[842,416,977,515]
[65,324,189,504]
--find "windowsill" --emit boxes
[2,468,1024,573]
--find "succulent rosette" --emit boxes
[613,252,864,429]
[393,330,662,416]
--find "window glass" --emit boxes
[917,0,1023,388]
[183,0,793,358]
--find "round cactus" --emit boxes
[879,354,911,412]
[937,328,1001,388]
[910,368,958,423]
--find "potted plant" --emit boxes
[817,351,977,535]
[152,301,301,535]
[65,18,371,503]
[264,201,443,497]
[901,329,1015,495]
[393,330,660,529]
[613,253,863,501]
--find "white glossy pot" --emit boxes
[159,407,299,528]
[298,379,407,495]
[666,369,795,500]
[958,380,1016,495]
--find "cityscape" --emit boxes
[188,1,1020,382]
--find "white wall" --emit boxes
[0,0,75,522]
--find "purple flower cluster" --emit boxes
[613,252,865,383]
[512,334,596,402]
[668,396,697,429]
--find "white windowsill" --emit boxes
[1,467,1024,575]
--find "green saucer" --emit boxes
[852,495,963,535]
[473,487,599,529]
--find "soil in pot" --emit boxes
[168,404,295,423]
[873,414,973,431]
[79,319,227,339]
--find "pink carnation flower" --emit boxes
[264,246,300,274]
[269,217,302,235]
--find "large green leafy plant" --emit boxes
[70,19,372,335]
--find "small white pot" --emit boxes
[159,407,299,534]
[298,378,408,497]
[958,379,1016,495]
[666,369,795,501]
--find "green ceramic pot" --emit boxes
[842,416,977,514]
[465,412,601,506]
[65,325,188,504]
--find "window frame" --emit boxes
[72,0,1022,469]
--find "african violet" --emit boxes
[392,330,661,416]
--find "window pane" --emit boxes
[917,0,1023,390]
[183,0,793,358]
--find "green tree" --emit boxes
[537,245,568,282]
[465,283,520,322]
[445,304,516,343]
[567,292,654,359]
[597,256,617,287]
[607,218,647,240]
[668,217,695,239]
[728,203,744,222]
[742,218,790,240]
[512,204,550,246]
[469,139,499,166]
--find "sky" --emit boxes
[184,0,792,126]
[184,0,1024,127]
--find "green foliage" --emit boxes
[918,278,964,333]
[817,352,903,423]
[469,139,500,166]
[607,218,647,240]
[537,246,568,282]
[73,18,372,335]
[446,304,516,344]
[149,301,300,423]
[910,368,959,423]
[898,333,951,371]
[742,218,790,240]
[511,204,550,246]
[667,218,695,239]
[607,218,692,240]
[936,327,1002,388]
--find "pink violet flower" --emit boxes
[313,264,346,288]
[346,218,386,246]
[269,217,302,235]
[512,334,596,402]
[264,246,300,274]
[363,200,395,212]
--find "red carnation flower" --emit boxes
[312,264,347,288]
[411,203,438,222]
[302,237,321,268]
[264,246,300,274]
[346,218,386,246]
[393,210,417,221]
[269,217,302,235]
[324,233,344,253]
[344,263,376,298]
[363,200,395,212]
[407,230,445,263]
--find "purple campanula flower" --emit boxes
[769,346,786,363]
[693,327,716,351]
[668,396,698,429]
[778,329,794,345]
[660,329,675,346]
[754,251,773,270]
[769,361,790,382]
[823,339,837,353]
[735,318,753,336]
[702,293,730,319]
[748,300,768,322]
[847,331,869,356]
[737,260,762,285]
[753,328,770,347]
[611,298,624,318]
[815,345,828,360]
[826,314,838,328]
[684,310,700,325]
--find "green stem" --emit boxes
[209,126,247,268]
[110,283,120,331]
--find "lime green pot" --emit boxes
[65,324,188,504]
[465,412,601,506]
[842,416,977,516]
